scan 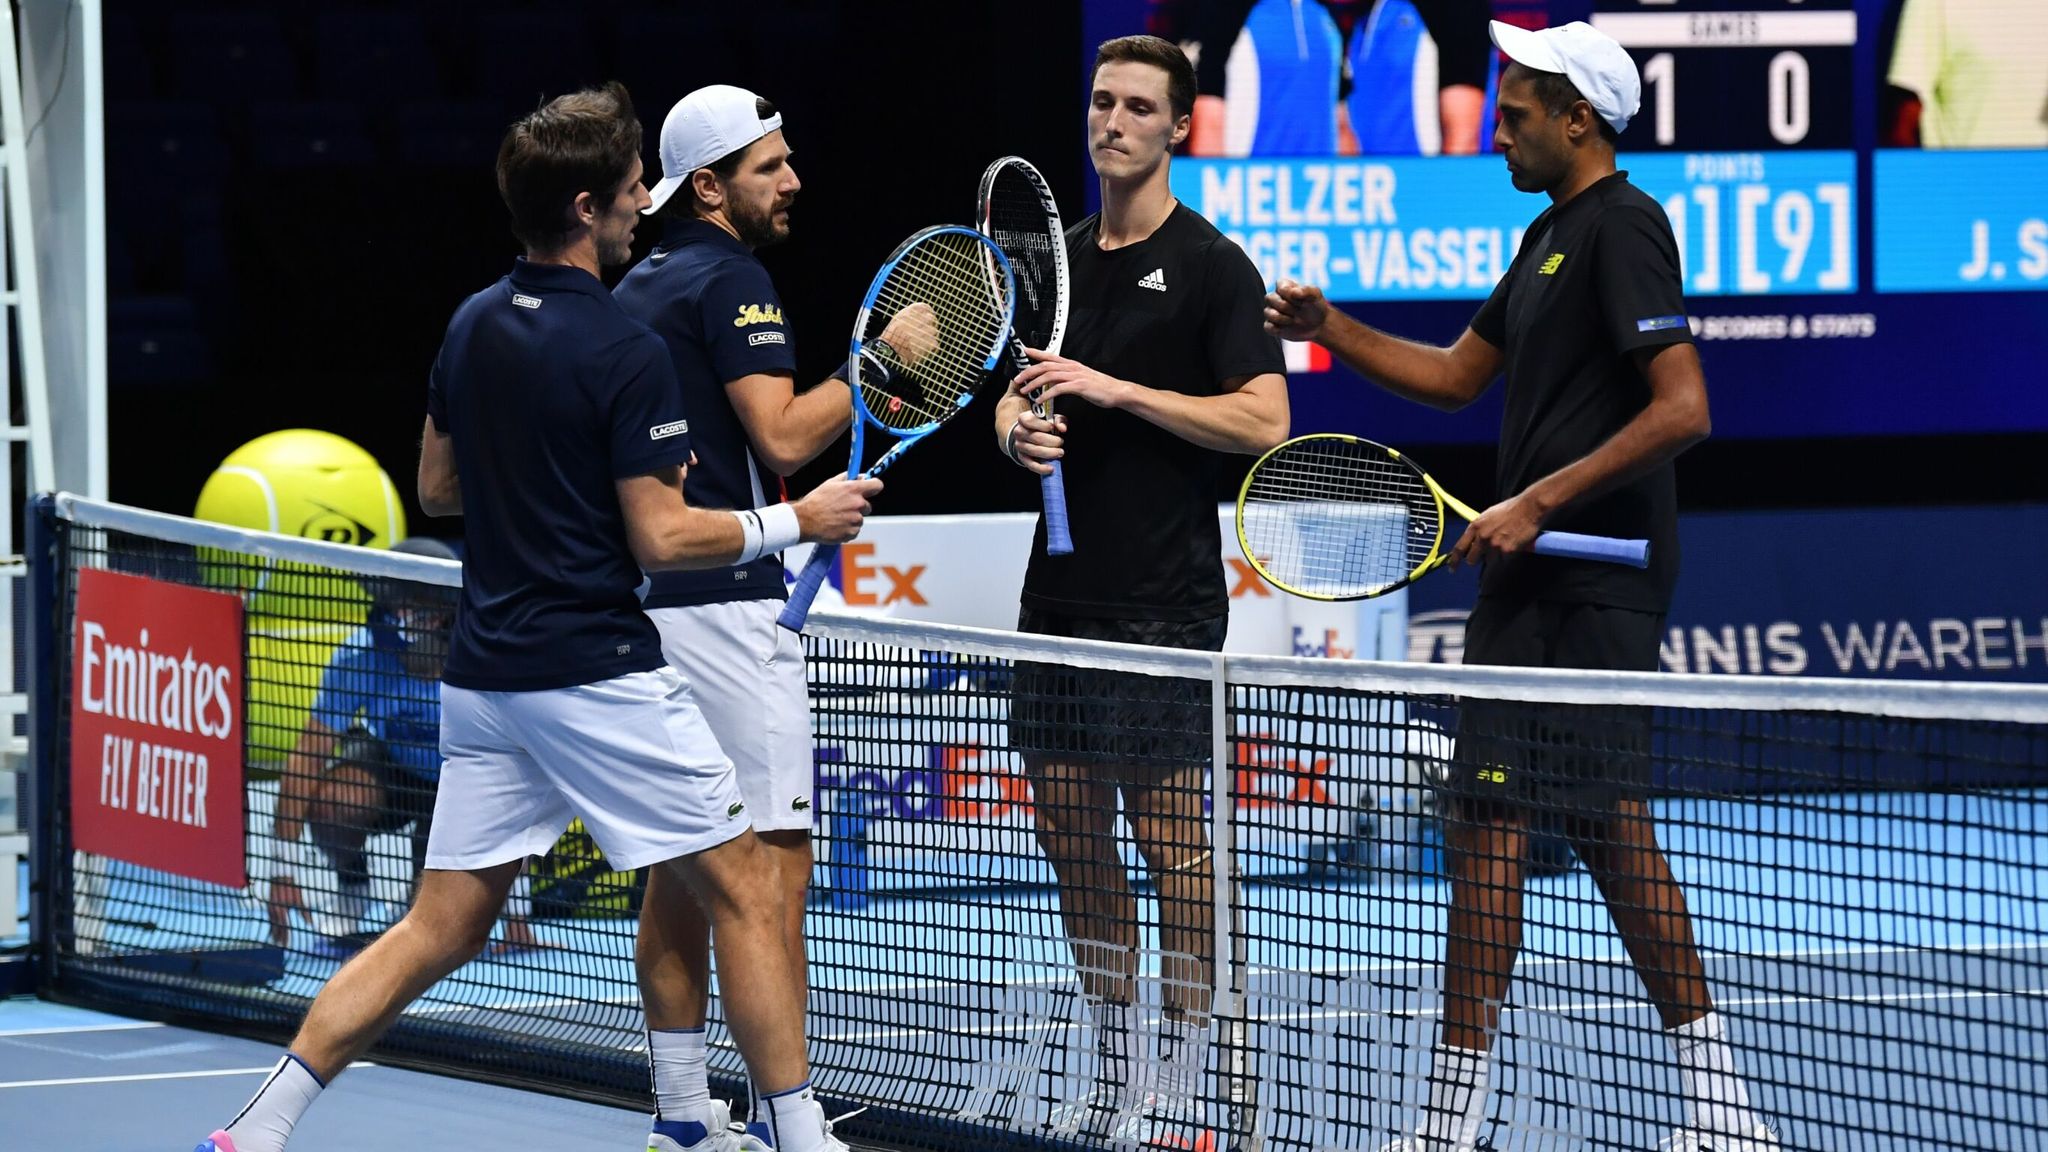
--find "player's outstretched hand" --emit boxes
[1264,279,1329,342]
[794,475,884,544]
[879,302,940,366]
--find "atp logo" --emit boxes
[733,303,785,327]
[298,500,379,546]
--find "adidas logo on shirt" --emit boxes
[1137,268,1167,292]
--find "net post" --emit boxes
[1211,653,1260,1151]
[23,493,61,986]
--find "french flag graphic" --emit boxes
[1283,341,1331,374]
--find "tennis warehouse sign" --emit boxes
[69,568,247,886]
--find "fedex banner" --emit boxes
[70,568,247,886]
[783,510,1409,662]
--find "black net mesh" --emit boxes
[30,502,2048,1151]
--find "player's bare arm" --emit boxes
[417,415,461,516]
[617,466,881,571]
[1450,342,1710,567]
[1265,280,1503,412]
[727,372,852,475]
[726,307,936,475]
[1014,348,1287,455]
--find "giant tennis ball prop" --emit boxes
[195,430,408,770]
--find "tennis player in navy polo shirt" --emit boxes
[614,85,937,1149]
[197,83,878,1152]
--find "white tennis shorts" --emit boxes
[648,600,814,833]
[427,667,748,872]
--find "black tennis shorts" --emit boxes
[1008,606,1228,769]
[1449,597,1665,810]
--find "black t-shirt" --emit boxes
[1468,172,1693,613]
[1020,203,1286,622]
[616,219,797,609]
[427,259,689,691]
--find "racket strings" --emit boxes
[987,181,1057,344]
[1241,441,1442,597]
[861,231,1008,432]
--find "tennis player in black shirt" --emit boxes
[995,34,1288,1150]
[1265,21,1775,1152]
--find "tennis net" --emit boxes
[26,494,2048,1152]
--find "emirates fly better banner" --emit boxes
[70,568,247,886]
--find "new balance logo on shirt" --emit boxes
[1137,268,1167,292]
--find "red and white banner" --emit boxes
[69,568,247,886]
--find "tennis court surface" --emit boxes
[16,496,2047,1151]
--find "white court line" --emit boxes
[406,994,640,1017]
[835,938,2048,996]
[814,984,2048,1046]
[0,1022,165,1038]
[0,1062,370,1090]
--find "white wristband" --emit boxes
[732,508,766,564]
[758,502,802,554]
[734,503,803,564]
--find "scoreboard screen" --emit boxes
[1077,0,2048,443]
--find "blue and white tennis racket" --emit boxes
[977,155,1073,555]
[777,225,1016,632]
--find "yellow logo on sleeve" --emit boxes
[734,303,785,327]
[1538,253,1566,275]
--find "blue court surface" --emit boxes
[16,789,2047,1151]
[0,999,652,1149]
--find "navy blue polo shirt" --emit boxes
[615,218,798,608]
[426,258,692,690]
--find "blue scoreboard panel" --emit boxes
[1080,0,2048,443]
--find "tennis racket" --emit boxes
[1236,433,1649,601]
[977,155,1074,555]
[777,225,1016,632]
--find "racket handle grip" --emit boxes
[1532,531,1651,568]
[778,544,839,632]
[1041,462,1074,556]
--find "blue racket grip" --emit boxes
[777,544,839,632]
[1041,461,1073,556]
[1532,531,1650,568]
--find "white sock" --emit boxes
[1670,1012,1761,1136]
[759,1081,827,1152]
[222,1054,325,1152]
[647,1026,715,1124]
[1417,1043,1492,1148]
[1089,1000,1132,1090]
[1155,1014,1204,1099]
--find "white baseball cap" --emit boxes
[644,84,784,214]
[1489,20,1641,135]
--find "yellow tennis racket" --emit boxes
[1235,433,1649,601]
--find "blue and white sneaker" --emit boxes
[648,1100,767,1152]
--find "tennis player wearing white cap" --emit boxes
[617,86,926,1151]
[1266,21,1776,1152]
